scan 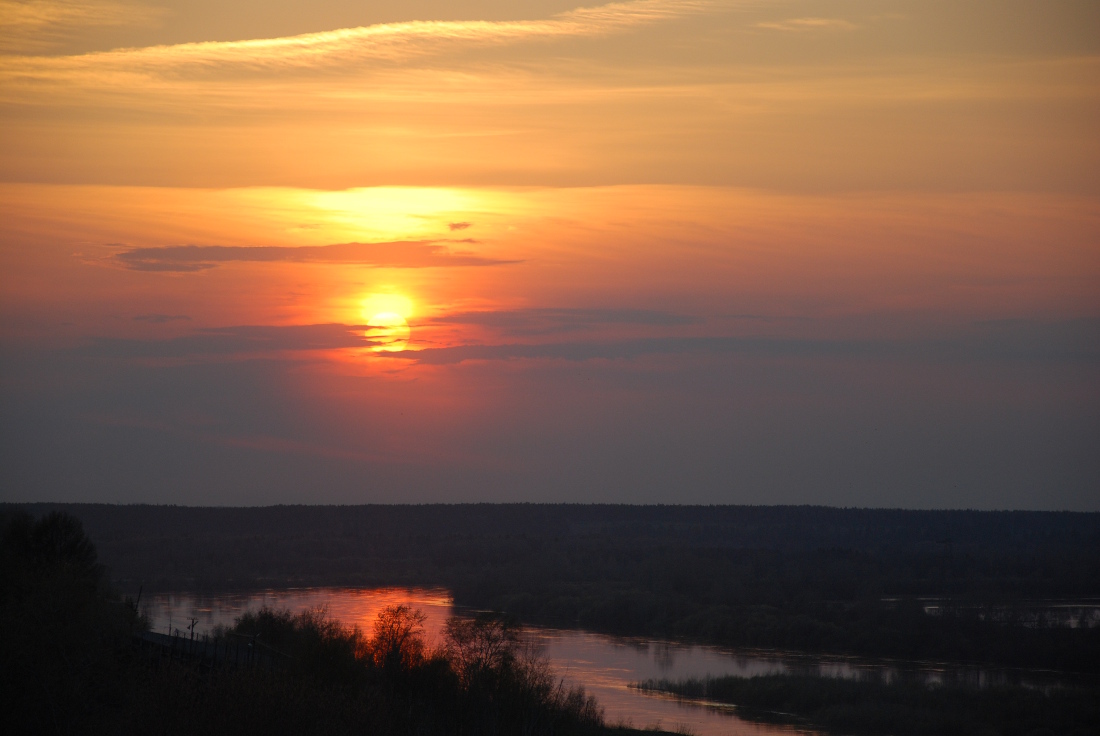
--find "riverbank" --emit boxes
[635,674,1100,736]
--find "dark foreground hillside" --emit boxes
[10,503,1100,672]
[1,509,650,736]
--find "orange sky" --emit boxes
[1,0,1098,508]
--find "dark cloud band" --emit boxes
[113,241,518,272]
[388,319,1100,365]
[82,324,374,358]
[74,318,1099,365]
[432,307,701,334]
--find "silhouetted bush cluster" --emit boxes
[636,674,1100,736]
[207,605,604,736]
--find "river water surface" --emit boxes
[144,587,1089,735]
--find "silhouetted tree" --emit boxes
[370,603,428,672]
[445,611,522,684]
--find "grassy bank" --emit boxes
[635,674,1100,736]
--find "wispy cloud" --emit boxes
[0,0,163,53]
[82,323,375,358]
[1,0,717,81]
[112,241,518,272]
[386,319,1100,365]
[756,17,857,32]
[133,313,190,323]
[434,307,700,335]
[387,335,867,365]
[79,318,1099,365]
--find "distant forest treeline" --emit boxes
[10,503,1100,672]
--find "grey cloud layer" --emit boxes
[433,307,701,335]
[83,324,373,358]
[75,318,1099,364]
[113,241,518,272]
[392,336,873,365]
[396,318,1100,365]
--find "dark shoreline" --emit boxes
[8,502,1100,674]
[633,674,1100,736]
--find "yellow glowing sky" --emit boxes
[0,0,1098,507]
[2,1,1098,190]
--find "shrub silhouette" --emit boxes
[369,603,427,672]
[445,611,522,683]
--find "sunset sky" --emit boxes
[1,0,1097,508]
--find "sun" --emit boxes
[360,293,413,320]
[366,311,410,352]
[359,293,413,352]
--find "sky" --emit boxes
[0,0,1097,509]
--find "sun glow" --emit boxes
[361,293,414,320]
[366,312,410,352]
[361,294,414,352]
[307,188,491,242]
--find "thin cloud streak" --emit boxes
[0,0,719,80]
[756,18,857,32]
[113,241,518,272]
[72,318,1100,363]
[81,323,375,358]
[391,336,875,365]
[433,307,701,334]
[132,313,190,323]
[0,0,162,53]
[389,320,1100,365]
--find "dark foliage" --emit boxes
[0,509,619,736]
[636,674,1100,736]
[1,510,142,734]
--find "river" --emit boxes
[142,587,1090,735]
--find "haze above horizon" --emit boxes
[1,0,1097,509]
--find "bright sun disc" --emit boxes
[361,294,413,319]
[367,311,410,352]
